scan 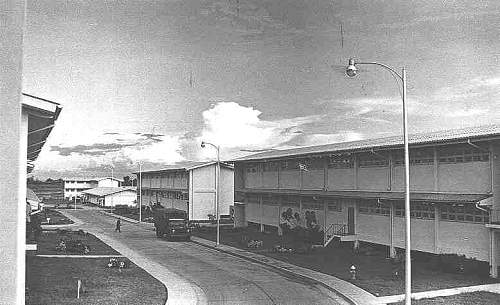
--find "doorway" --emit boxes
[348,207,355,234]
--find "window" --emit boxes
[281,159,299,170]
[297,158,324,170]
[440,203,489,223]
[358,153,389,168]
[281,195,299,207]
[263,196,279,205]
[263,162,279,172]
[246,164,259,173]
[394,148,434,166]
[327,199,342,212]
[438,145,489,164]
[359,200,390,216]
[328,155,354,169]
[302,200,322,210]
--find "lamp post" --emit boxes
[201,141,220,247]
[345,58,411,305]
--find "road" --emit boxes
[63,209,345,305]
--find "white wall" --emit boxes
[103,191,137,207]
[98,178,120,188]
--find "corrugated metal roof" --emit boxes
[135,161,233,175]
[234,124,500,162]
[238,188,491,203]
[81,187,135,197]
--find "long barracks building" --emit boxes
[233,125,500,277]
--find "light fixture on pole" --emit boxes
[345,58,411,305]
[201,140,220,247]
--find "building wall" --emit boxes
[301,170,324,190]
[97,178,119,188]
[438,221,490,261]
[102,191,137,207]
[392,165,434,191]
[238,144,493,194]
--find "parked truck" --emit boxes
[153,208,191,241]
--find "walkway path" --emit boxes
[59,209,348,305]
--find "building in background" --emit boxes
[82,187,136,207]
[233,125,500,278]
[64,177,122,200]
[135,161,234,221]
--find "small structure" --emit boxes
[82,187,136,207]
[135,161,234,221]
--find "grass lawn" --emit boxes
[27,231,166,304]
[38,208,74,225]
[193,225,498,296]
[37,230,120,255]
[26,256,166,305]
[392,292,500,304]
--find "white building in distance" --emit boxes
[135,161,234,221]
[64,177,122,200]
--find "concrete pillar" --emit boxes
[490,141,500,277]
[259,195,264,232]
[354,154,359,189]
[389,201,396,258]
[433,146,439,191]
[434,204,440,254]
[278,196,282,236]
[0,1,26,303]
[490,230,498,278]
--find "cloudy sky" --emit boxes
[23,0,500,179]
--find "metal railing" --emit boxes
[324,223,351,246]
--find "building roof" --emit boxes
[81,187,135,197]
[134,161,234,175]
[239,188,491,204]
[26,188,40,203]
[63,177,123,182]
[23,93,62,173]
[234,124,500,162]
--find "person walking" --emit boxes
[115,218,121,232]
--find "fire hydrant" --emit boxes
[350,265,357,280]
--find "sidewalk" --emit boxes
[57,209,208,305]
[97,211,379,305]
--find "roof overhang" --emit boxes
[23,93,62,173]
[236,188,492,204]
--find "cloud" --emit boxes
[37,132,185,172]
[198,101,324,151]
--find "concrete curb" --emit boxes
[190,237,379,305]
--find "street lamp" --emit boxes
[345,58,411,305]
[201,141,220,247]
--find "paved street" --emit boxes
[63,209,346,305]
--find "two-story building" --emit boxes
[64,177,121,200]
[135,161,234,221]
[233,125,500,278]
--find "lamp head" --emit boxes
[345,58,358,77]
